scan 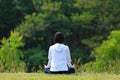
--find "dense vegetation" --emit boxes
[0,0,120,73]
[84,31,120,73]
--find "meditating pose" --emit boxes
[44,32,75,74]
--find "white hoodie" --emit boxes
[46,43,73,71]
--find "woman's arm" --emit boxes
[45,47,52,68]
[66,46,73,68]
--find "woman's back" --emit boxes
[49,43,69,71]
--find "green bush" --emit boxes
[84,30,120,73]
[23,46,47,72]
[0,31,25,72]
[71,48,92,72]
[72,48,91,63]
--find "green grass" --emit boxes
[0,73,120,80]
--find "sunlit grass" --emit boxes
[0,73,120,80]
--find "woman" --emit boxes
[44,32,75,74]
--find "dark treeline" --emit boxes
[0,0,120,72]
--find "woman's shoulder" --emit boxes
[61,44,69,50]
[63,44,69,47]
[49,45,54,49]
[49,43,69,49]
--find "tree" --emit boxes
[23,46,47,72]
[16,0,120,64]
[0,0,35,39]
[16,0,71,49]
[84,30,120,73]
[73,0,120,49]
[0,0,119,72]
[0,31,25,72]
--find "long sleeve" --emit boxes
[46,47,52,68]
[66,46,73,68]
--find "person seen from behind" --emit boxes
[44,32,75,74]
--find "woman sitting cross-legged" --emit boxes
[44,32,75,74]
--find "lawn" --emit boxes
[0,73,120,80]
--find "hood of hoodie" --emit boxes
[54,43,64,52]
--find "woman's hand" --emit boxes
[44,65,47,68]
[72,64,75,68]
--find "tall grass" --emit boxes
[73,58,120,74]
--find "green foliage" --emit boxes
[73,0,120,49]
[16,0,120,72]
[17,13,48,37]
[16,1,71,48]
[84,30,120,73]
[72,12,94,23]
[72,48,90,63]
[13,0,34,13]
[32,0,61,12]
[0,0,34,39]
[23,47,47,72]
[0,31,25,72]
[74,0,97,9]
[81,36,104,48]
[0,0,120,72]
[41,0,61,12]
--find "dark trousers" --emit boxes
[44,67,75,74]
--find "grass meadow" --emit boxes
[0,73,120,80]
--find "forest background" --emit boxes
[0,0,120,73]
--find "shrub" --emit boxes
[84,30,120,73]
[23,46,47,72]
[0,31,25,72]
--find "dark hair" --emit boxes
[54,32,64,43]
